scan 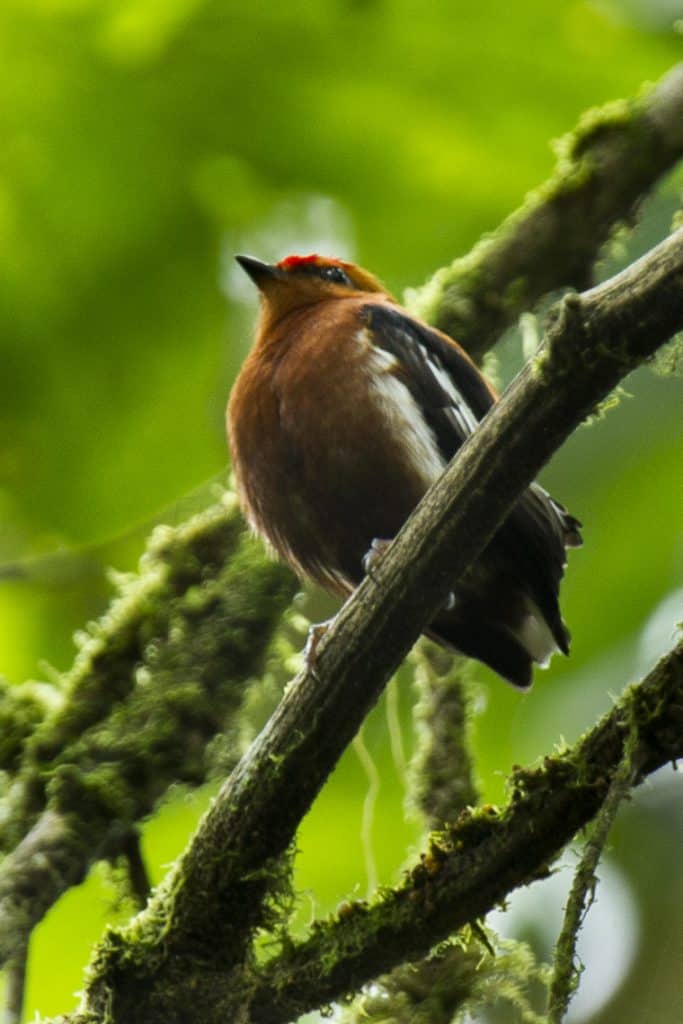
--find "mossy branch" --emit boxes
[410,645,479,828]
[546,722,640,1022]
[338,634,481,1024]
[0,500,296,967]
[2,939,28,1024]
[409,62,683,359]
[249,639,682,1024]
[59,229,683,1023]
[0,678,56,776]
[340,928,549,1024]
[1,499,243,851]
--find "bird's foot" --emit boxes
[304,618,334,677]
[362,538,392,580]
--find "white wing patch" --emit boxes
[425,352,480,435]
[355,326,482,490]
[516,596,559,666]
[379,327,480,438]
[358,331,446,489]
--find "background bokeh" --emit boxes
[0,0,681,1020]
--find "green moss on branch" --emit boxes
[408,63,683,360]
[410,644,479,828]
[0,499,297,965]
[0,679,57,774]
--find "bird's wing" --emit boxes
[360,302,582,650]
[498,484,582,652]
[361,303,495,460]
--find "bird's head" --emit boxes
[235,254,391,322]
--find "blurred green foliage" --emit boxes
[0,0,681,1020]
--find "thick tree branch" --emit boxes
[410,62,683,359]
[70,231,683,1024]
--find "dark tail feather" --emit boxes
[426,610,533,690]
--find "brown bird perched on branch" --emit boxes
[228,254,582,688]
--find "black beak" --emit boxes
[235,255,283,289]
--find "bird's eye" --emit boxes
[320,265,351,286]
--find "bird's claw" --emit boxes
[362,538,392,581]
[304,619,333,678]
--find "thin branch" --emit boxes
[2,941,28,1024]
[546,726,640,1022]
[340,928,549,1024]
[120,831,152,911]
[410,62,683,359]
[68,230,683,1023]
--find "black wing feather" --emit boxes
[362,304,494,458]
[361,303,582,653]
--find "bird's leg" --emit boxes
[304,618,334,676]
[362,538,392,581]
[364,538,455,609]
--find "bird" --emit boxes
[227,253,582,688]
